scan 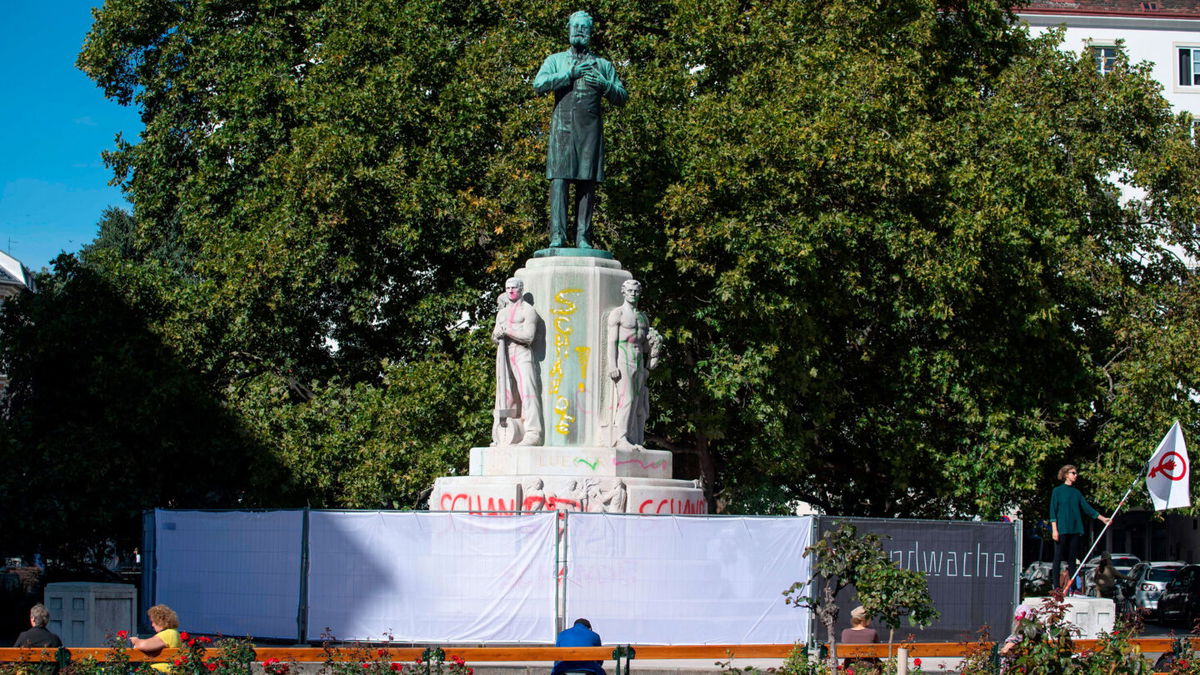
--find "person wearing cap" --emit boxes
[839,606,879,668]
[1050,464,1111,592]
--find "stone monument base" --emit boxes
[470,445,673,479]
[428,249,705,516]
[430,473,706,515]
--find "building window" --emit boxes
[1092,45,1118,75]
[1180,46,1200,87]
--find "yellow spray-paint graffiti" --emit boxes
[575,346,590,392]
[549,289,582,435]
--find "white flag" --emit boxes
[1146,421,1190,511]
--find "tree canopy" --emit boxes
[3,0,1199,560]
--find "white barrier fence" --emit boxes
[565,514,814,645]
[306,511,558,643]
[146,510,815,644]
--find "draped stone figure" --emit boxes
[492,278,543,446]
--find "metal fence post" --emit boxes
[298,508,311,644]
[141,510,157,635]
[556,510,569,634]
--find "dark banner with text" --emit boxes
[815,517,1018,643]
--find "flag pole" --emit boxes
[1065,467,1146,593]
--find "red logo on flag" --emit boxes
[1149,451,1188,481]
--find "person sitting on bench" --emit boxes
[552,618,605,675]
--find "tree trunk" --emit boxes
[820,583,839,670]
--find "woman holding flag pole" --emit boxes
[1051,464,1111,593]
[1060,422,1190,595]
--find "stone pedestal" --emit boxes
[470,446,673,479]
[429,252,706,515]
[515,255,629,447]
[431,474,705,514]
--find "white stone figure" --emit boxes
[492,278,543,446]
[556,479,588,511]
[521,478,547,512]
[492,292,514,446]
[606,279,657,450]
[583,479,602,512]
[598,480,628,513]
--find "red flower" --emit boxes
[173,659,182,666]
[378,649,388,657]
[390,664,403,672]
[914,658,922,667]
[200,636,213,644]
[362,664,371,669]
[180,632,190,641]
[117,630,129,639]
[206,663,217,672]
[264,659,278,666]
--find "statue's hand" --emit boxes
[584,69,607,91]
[609,368,621,381]
[569,61,593,80]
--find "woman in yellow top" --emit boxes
[129,604,182,672]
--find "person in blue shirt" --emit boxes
[551,618,605,675]
[1050,464,1111,592]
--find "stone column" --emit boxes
[514,255,630,448]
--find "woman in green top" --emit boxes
[130,604,183,673]
[1050,464,1111,592]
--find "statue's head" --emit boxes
[568,11,593,48]
[621,279,642,304]
[505,277,524,302]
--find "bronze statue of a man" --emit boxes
[533,11,628,249]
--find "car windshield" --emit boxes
[1148,568,1182,582]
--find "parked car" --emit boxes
[1130,561,1186,617]
[1156,564,1200,627]
[1086,553,1142,574]
[1082,554,1141,595]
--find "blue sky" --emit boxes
[0,2,143,273]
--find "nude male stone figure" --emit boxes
[607,279,655,450]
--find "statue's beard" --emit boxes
[570,35,589,48]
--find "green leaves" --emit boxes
[788,523,938,662]
[7,0,1192,560]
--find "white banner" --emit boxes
[564,514,813,644]
[305,511,557,643]
[1147,421,1191,510]
[154,510,304,639]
